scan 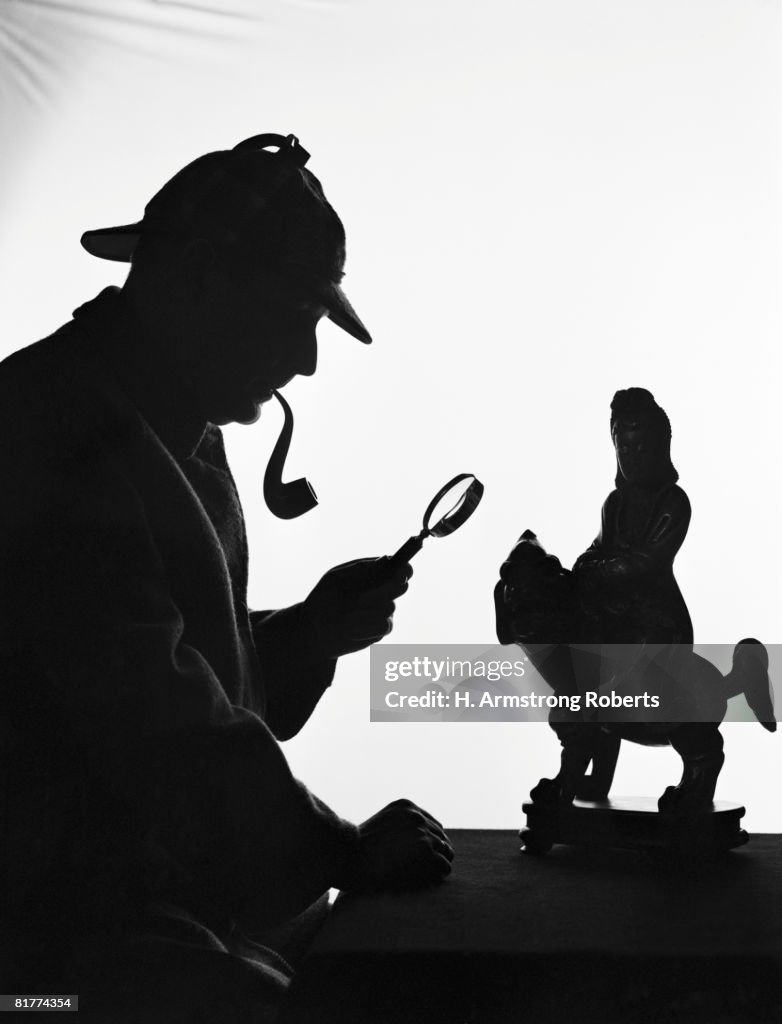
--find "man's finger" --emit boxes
[344,610,395,640]
[358,575,410,603]
[431,835,454,861]
[389,849,452,889]
[338,634,388,655]
[367,558,413,592]
[351,598,397,618]
[426,851,453,879]
[421,822,451,850]
[412,805,447,833]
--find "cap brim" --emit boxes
[322,282,372,344]
[81,221,372,344]
[81,222,142,262]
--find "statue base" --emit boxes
[520,796,748,859]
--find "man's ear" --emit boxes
[181,237,218,299]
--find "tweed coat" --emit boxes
[0,288,358,949]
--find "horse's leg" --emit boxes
[531,722,598,806]
[659,724,725,814]
[575,729,621,801]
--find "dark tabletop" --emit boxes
[281,830,782,1024]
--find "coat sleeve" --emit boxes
[249,606,337,741]
[4,442,358,929]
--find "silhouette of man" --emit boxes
[0,133,452,1020]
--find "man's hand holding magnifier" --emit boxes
[300,474,483,659]
[301,556,413,660]
[297,474,483,891]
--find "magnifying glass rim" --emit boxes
[430,480,483,536]
[423,473,483,536]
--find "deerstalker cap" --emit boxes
[81,133,371,344]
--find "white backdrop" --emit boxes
[2,0,781,828]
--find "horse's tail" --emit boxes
[724,639,776,732]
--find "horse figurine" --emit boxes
[495,389,775,852]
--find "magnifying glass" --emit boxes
[388,473,484,570]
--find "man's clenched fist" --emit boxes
[344,799,454,891]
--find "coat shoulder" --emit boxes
[0,322,136,468]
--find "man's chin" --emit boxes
[234,403,263,426]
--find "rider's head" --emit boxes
[610,388,677,489]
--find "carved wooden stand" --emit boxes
[520,796,748,859]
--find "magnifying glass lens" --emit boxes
[425,474,483,537]
[389,472,484,567]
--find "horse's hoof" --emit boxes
[658,785,680,815]
[658,785,713,817]
[530,777,567,810]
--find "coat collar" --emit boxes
[72,286,208,460]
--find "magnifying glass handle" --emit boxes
[389,533,426,569]
[341,536,423,601]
